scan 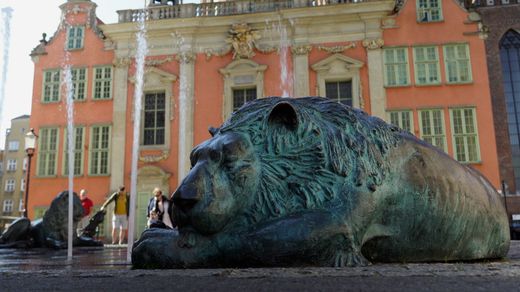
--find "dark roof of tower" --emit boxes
[12,115,30,121]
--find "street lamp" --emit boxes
[23,128,37,218]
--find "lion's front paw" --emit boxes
[177,232,198,248]
[333,250,370,267]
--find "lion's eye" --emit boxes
[190,151,199,167]
[209,149,222,163]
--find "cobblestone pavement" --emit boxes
[0,241,519,291]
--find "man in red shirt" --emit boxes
[77,189,93,235]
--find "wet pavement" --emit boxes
[0,241,519,291]
[0,244,130,272]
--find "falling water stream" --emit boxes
[0,7,13,138]
[274,18,293,97]
[63,64,74,261]
[61,17,76,261]
[175,33,190,180]
[127,9,148,263]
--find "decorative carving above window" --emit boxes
[146,57,174,66]
[226,23,262,60]
[316,43,356,54]
[204,47,233,60]
[139,150,170,163]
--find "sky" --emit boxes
[0,0,198,149]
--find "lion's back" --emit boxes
[361,136,510,262]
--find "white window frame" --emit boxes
[37,127,59,177]
[89,125,111,176]
[3,200,13,212]
[232,86,257,112]
[92,66,113,100]
[419,109,447,152]
[220,59,267,120]
[387,110,414,133]
[42,69,61,103]
[20,178,26,192]
[7,159,16,171]
[312,54,364,109]
[383,47,410,87]
[413,46,441,85]
[443,44,473,84]
[417,0,443,23]
[19,198,24,212]
[70,67,87,101]
[450,107,481,163]
[5,179,15,192]
[23,158,28,171]
[142,92,166,146]
[324,80,354,106]
[63,126,85,176]
[8,140,19,151]
[67,26,85,50]
[130,67,176,151]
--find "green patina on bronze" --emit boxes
[132,97,510,268]
[0,191,103,248]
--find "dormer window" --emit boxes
[67,26,84,50]
[417,0,443,23]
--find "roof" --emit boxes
[11,115,30,121]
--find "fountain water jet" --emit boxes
[63,64,75,260]
[127,8,148,263]
[174,33,193,180]
[0,7,13,137]
[274,18,293,97]
[61,19,76,260]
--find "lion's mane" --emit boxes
[41,191,83,240]
[219,97,403,224]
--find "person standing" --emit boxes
[101,186,129,245]
[77,189,93,235]
[146,187,174,229]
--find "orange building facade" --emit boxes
[28,0,498,238]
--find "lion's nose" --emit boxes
[172,185,199,213]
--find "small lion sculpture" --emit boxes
[0,191,102,248]
[132,97,510,268]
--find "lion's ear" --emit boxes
[268,102,298,131]
[208,126,219,137]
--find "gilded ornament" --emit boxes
[291,45,312,55]
[226,23,261,59]
[176,51,195,64]
[362,39,384,50]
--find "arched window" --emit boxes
[500,29,520,189]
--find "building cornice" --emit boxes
[100,1,394,57]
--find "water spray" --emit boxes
[0,7,13,139]
[127,7,148,263]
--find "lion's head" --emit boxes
[172,97,401,235]
[42,190,84,240]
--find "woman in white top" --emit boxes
[147,187,174,229]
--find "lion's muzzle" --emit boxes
[172,163,208,214]
[172,186,199,213]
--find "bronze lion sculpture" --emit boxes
[132,97,510,268]
[0,191,102,248]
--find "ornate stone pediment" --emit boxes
[311,54,364,73]
[137,166,171,185]
[129,67,177,87]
